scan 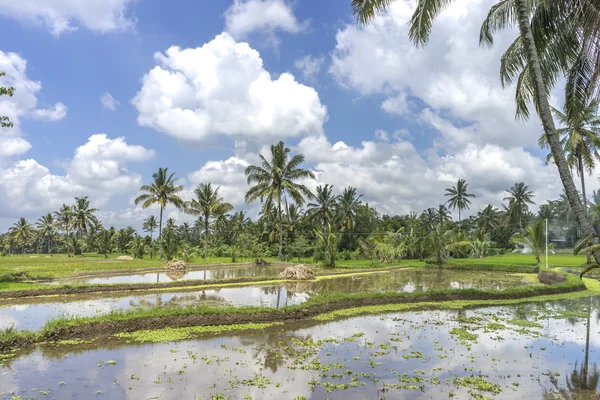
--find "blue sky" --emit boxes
[0,0,574,230]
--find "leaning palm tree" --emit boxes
[245,141,315,260]
[444,179,475,231]
[511,220,547,265]
[54,204,73,257]
[504,182,536,229]
[350,0,598,264]
[307,184,338,231]
[186,183,233,259]
[135,168,185,259]
[539,98,600,214]
[72,196,98,238]
[36,213,55,254]
[8,218,34,255]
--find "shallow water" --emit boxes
[50,264,288,285]
[1,297,599,399]
[0,270,532,331]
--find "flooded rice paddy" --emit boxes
[0,297,598,399]
[50,264,289,285]
[0,269,533,331]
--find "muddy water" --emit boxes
[51,264,288,285]
[0,270,532,331]
[1,297,599,400]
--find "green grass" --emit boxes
[449,253,585,267]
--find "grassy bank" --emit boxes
[0,273,588,351]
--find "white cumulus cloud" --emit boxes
[294,55,325,82]
[0,0,137,36]
[224,0,304,41]
[0,51,65,158]
[132,33,327,146]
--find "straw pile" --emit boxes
[279,264,315,280]
[116,256,133,261]
[167,259,186,270]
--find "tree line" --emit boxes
[1,140,596,266]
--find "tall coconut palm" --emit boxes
[511,220,547,265]
[72,196,98,237]
[54,204,73,257]
[36,213,55,254]
[307,184,338,231]
[135,168,185,259]
[337,186,363,249]
[186,183,233,259]
[477,205,503,233]
[350,0,598,265]
[539,99,600,214]
[143,215,158,241]
[245,141,315,260]
[444,179,475,231]
[504,182,536,229]
[8,218,34,255]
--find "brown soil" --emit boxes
[1,283,585,352]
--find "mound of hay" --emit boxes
[116,256,133,261]
[167,259,186,270]
[279,264,315,280]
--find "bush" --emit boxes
[338,250,353,261]
[0,250,7,257]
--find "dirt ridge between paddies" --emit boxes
[0,275,588,352]
[0,266,408,299]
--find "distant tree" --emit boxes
[477,205,503,233]
[135,167,185,259]
[8,218,34,255]
[72,196,98,237]
[143,215,158,242]
[54,204,74,256]
[307,184,338,231]
[314,223,341,268]
[504,182,536,229]
[96,229,115,258]
[337,187,363,237]
[36,213,55,254]
[245,141,315,260]
[444,179,475,231]
[435,204,452,225]
[186,183,234,259]
[425,223,457,265]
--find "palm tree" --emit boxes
[307,184,338,231]
[143,215,158,242]
[477,205,502,233]
[435,204,451,225]
[8,218,34,255]
[135,168,185,259]
[231,211,250,240]
[72,196,98,238]
[425,222,457,265]
[96,229,114,258]
[444,179,475,231]
[245,141,315,260]
[54,204,73,257]
[539,99,600,214]
[36,213,55,254]
[504,182,536,229]
[511,220,547,265]
[337,186,363,250]
[350,0,598,262]
[186,183,233,259]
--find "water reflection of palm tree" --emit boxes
[543,298,600,399]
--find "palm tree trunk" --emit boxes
[579,155,593,263]
[515,0,597,248]
[158,206,163,260]
[278,196,283,260]
[458,209,461,232]
[204,214,209,259]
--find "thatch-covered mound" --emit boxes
[279,264,315,280]
[167,259,186,270]
[116,256,133,261]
